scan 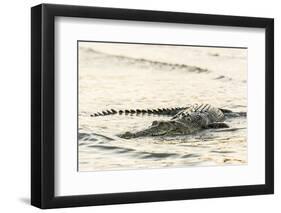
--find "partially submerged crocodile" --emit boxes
[91,104,246,139]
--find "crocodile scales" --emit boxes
[90,104,246,139]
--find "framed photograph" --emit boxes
[31,3,274,209]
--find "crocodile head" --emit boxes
[119,120,189,139]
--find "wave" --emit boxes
[85,143,181,159]
[79,132,114,142]
[81,47,210,73]
[214,75,232,81]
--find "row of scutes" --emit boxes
[90,107,188,117]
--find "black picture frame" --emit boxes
[31,3,274,209]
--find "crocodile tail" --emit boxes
[90,107,188,117]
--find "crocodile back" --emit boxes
[172,104,225,124]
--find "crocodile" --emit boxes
[91,104,246,139]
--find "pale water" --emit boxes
[78,42,247,172]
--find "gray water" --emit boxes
[78,42,247,172]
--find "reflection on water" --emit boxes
[78,42,247,172]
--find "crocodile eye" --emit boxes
[152,121,158,126]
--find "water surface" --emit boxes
[78,42,247,172]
